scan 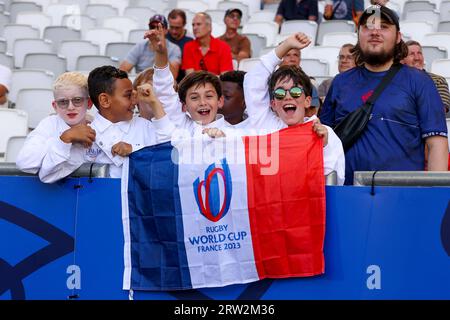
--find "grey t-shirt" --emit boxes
[124,39,181,73]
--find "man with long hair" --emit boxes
[320,5,448,185]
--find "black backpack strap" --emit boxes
[366,63,402,105]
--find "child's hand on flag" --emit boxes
[202,128,226,138]
[111,142,133,157]
[312,119,328,147]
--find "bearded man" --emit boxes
[320,5,448,185]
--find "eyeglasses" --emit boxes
[338,55,354,61]
[199,58,207,71]
[226,14,241,20]
[55,97,88,109]
[272,87,304,100]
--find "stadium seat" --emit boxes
[438,21,450,32]
[85,4,119,23]
[0,38,6,53]
[84,28,124,55]
[13,38,53,69]
[422,33,450,59]
[404,10,440,29]
[316,20,355,46]
[400,21,435,43]
[0,52,13,69]
[238,58,261,72]
[248,11,276,23]
[15,88,55,129]
[205,9,227,22]
[211,22,226,38]
[280,21,318,45]
[440,1,450,21]
[128,29,148,44]
[105,42,136,61]
[59,40,100,71]
[402,1,436,19]
[102,17,140,42]
[242,22,278,47]
[5,136,27,163]
[321,32,357,47]
[58,0,89,11]
[302,46,340,76]
[0,109,28,158]
[10,69,54,104]
[0,12,10,31]
[431,59,450,77]
[9,2,42,23]
[15,12,52,37]
[3,24,40,52]
[300,59,329,78]
[259,46,276,56]
[76,55,119,72]
[89,0,129,15]
[123,7,157,27]
[46,4,81,25]
[245,33,267,58]
[241,0,262,14]
[422,46,447,72]
[313,75,333,87]
[43,26,81,51]
[61,14,97,36]
[23,53,67,77]
[130,0,168,13]
[177,0,209,13]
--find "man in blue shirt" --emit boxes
[320,5,448,185]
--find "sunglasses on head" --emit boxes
[272,87,304,100]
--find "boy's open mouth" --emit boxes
[282,104,297,115]
[197,108,211,116]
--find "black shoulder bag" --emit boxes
[334,63,402,151]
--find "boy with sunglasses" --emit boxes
[16,71,96,178]
[244,33,345,184]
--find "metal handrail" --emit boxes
[354,171,450,186]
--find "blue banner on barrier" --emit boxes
[1,176,449,300]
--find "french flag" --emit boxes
[121,123,326,291]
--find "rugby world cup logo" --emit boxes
[193,159,232,222]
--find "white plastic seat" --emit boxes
[128,29,148,44]
[280,20,318,45]
[130,0,168,13]
[238,58,261,72]
[43,26,81,51]
[422,33,450,59]
[217,1,249,23]
[102,17,140,42]
[105,42,136,61]
[0,52,14,69]
[400,21,435,43]
[440,1,450,21]
[57,0,89,10]
[321,32,357,47]
[177,0,209,13]
[15,88,55,129]
[204,9,227,23]
[15,12,52,37]
[59,40,100,71]
[2,24,40,52]
[259,46,276,57]
[430,59,450,77]
[85,4,119,23]
[316,20,355,46]
[46,3,81,25]
[0,110,28,157]
[245,33,267,58]
[422,46,447,71]
[76,55,119,72]
[300,59,329,77]
[242,22,279,47]
[123,7,157,27]
[89,0,129,15]
[9,2,42,22]
[13,38,53,68]
[404,10,440,29]
[211,22,226,38]
[438,21,450,32]
[10,69,54,103]
[61,14,97,35]
[0,12,10,30]
[0,38,6,53]
[23,53,67,77]
[5,136,27,163]
[241,0,261,14]
[248,11,276,23]
[402,1,436,19]
[302,46,340,76]
[84,28,124,55]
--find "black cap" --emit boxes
[149,14,168,29]
[224,8,243,19]
[358,5,400,30]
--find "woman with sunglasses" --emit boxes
[243,33,345,185]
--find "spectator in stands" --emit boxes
[243,32,345,184]
[0,65,12,108]
[182,12,233,76]
[279,47,321,112]
[132,67,155,120]
[219,9,251,62]
[167,9,194,82]
[119,14,181,80]
[16,72,95,181]
[219,71,248,127]
[323,0,364,23]
[320,5,448,185]
[370,0,389,5]
[318,43,356,100]
[401,40,450,115]
[275,0,319,25]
